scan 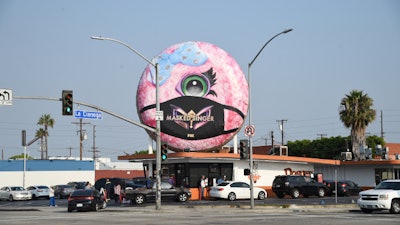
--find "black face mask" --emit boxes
[140,96,245,140]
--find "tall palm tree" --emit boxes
[37,114,55,159]
[339,90,376,160]
[35,128,46,160]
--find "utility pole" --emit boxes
[380,110,384,139]
[90,125,99,160]
[317,133,327,139]
[72,119,90,160]
[276,119,288,145]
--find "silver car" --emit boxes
[0,186,32,201]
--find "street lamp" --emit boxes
[247,28,293,209]
[90,36,162,210]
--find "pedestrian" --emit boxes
[49,186,57,207]
[198,175,207,200]
[114,183,121,205]
[105,178,112,201]
[85,181,92,189]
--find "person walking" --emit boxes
[49,187,57,207]
[104,178,112,202]
[114,183,121,205]
[198,175,207,200]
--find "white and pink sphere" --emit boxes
[137,41,248,151]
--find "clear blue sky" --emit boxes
[1,0,399,161]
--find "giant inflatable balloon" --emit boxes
[137,41,248,151]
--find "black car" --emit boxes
[52,184,75,199]
[125,181,191,205]
[67,189,106,212]
[67,181,87,190]
[325,180,362,196]
[272,175,328,198]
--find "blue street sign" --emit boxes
[74,110,102,120]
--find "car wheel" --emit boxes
[93,203,99,211]
[361,208,373,213]
[228,192,236,201]
[318,188,325,197]
[291,189,300,199]
[390,199,400,214]
[32,194,36,200]
[135,194,145,205]
[8,195,13,202]
[257,191,266,200]
[177,193,188,202]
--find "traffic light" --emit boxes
[239,139,249,160]
[62,90,73,116]
[161,144,168,161]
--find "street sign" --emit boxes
[74,110,102,120]
[155,110,164,121]
[244,125,255,137]
[0,89,12,105]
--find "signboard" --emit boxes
[244,125,255,137]
[136,41,248,151]
[74,110,102,120]
[155,110,164,121]
[0,89,12,105]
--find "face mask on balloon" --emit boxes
[140,96,245,140]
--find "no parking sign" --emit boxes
[244,125,255,137]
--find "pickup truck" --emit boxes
[357,179,400,214]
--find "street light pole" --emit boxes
[247,28,293,209]
[90,36,162,210]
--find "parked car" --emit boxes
[67,181,87,190]
[67,189,107,212]
[52,184,75,199]
[26,185,50,199]
[0,186,32,201]
[125,180,191,205]
[358,179,400,214]
[325,180,362,196]
[272,175,328,198]
[209,181,267,201]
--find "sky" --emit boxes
[1,0,399,161]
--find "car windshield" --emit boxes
[71,190,94,197]
[217,182,230,187]
[11,187,25,191]
[376,181,400,190]
[37,186,49,189]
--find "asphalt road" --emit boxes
[1,196,398,225]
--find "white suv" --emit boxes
[357,179,400,214]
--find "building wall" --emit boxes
[0,160,95,188]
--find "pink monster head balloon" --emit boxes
[137,41,248,151]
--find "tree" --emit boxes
[37,114,55,159]
[35,128,46,160]
[339,90,376,160]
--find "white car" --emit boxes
[0,186,32,201]
[26,185,50,199]
[358,179,400,214]
[209,181,267,201]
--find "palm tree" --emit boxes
[339,90,376,160]
[35,128,46,160]
[37,114,55,159]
